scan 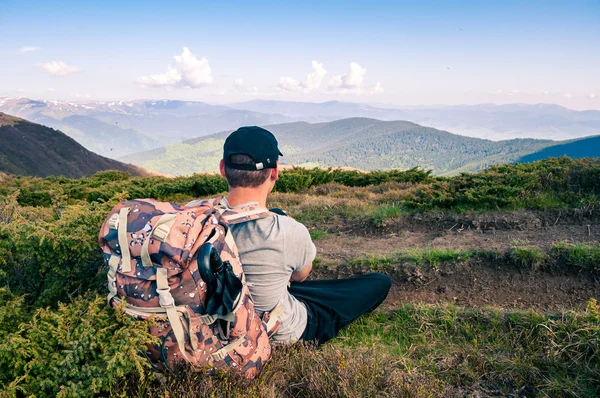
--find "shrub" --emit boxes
[0,296,157,397]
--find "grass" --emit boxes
[1,158,599,396]
[308,229,329,241]
[509,246,546,270]
[337,303,600,397]
[371,203,411,227]
[112,303,600,397]
[321,244,600,276]
[344,248,486,272]
[552,242,600,272]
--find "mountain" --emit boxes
[122,118,556,176]
[230,100,409,121]
[230,101,600,141]
[517,135,600,163]
[0,113,149,178]
[0,98,295,157]
[4,97,599,162]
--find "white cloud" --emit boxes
[326,62,382,95]
[47,88,55,92]
[39,61,81,76]
[278,60,328,92]
[372,82,384,94]
[305,61,327,91]
[564,92,573,99]
[73,93,91,99]
[137,67,181,88]
[20,46,41,53]
[493,88,521,96]
[137,47,214,89]
[278,76,302,92]
[328,62,367,90]
[234,78,260,95]
[588,93,597,100]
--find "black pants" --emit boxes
[288,273,392,345]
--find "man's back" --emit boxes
[226,201,316,342]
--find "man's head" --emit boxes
[220,126,283,188]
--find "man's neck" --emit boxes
[225,187,268,208]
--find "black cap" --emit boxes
[223,126,283,170]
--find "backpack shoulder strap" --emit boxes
[186,197,276,224]
[185,196,222,209]
[217,201,276,225]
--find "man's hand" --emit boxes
[290,263,312,282]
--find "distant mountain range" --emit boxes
[0,113,149,178]
[0,97,293,158]
[232,100,600,141]
[122,118,566,176]
[2,97,599,160]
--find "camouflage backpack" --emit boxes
[98,197,282,378]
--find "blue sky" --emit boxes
[1,0,598,109]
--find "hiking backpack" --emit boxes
[98,197,282,378]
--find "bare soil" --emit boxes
[312,210,600,311]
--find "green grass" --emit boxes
[509,246,546,270]
[337,303,600,397]
[102,303,600,397]
[552,242,600,272]
[371,203,410,227]
[333,245,599,276]
[309,229,330,241]
[346,248,475,272]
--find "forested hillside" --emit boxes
[123,118,554,176]
[0,113,150,178]
[517,135,600,163]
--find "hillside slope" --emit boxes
[0,113,149,178]
[517,135,600,163]
[122,118,554,176]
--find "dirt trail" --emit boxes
[312,211,600,311]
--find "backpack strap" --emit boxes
[156,268,191,362]
[140,213,177,268]
[211,197,276,225]
[112,207,132,272]
[221,207,277,225]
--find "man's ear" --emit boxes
[219,159,226,178]
[271,162,279,181]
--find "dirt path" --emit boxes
[312,213,600,311]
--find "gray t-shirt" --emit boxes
[189,199,316,342]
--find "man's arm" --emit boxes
[283,217,316,283]
[291,263,312,282]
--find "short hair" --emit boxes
[224,154,271,188]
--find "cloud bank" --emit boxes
[326,62,383,95]
[39,61,81,76]
[137,47,214,89]
[278,61,381,95]
[278,61,328,93]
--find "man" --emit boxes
[212,126,391,344]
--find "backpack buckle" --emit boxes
[108,213,120,230]
[152,224,171,242]
[156,287,175,307]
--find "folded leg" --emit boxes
[289,272,392,345]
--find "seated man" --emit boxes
[211,126,391,344]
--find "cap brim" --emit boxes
[278,150,283,156]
